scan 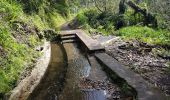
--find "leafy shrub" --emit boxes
[76,12,88,27]
[74,9,117,34]
[19,0,44,13]
[84,9,99,28]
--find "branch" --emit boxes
[126,0,147,16]
[93,0,103,12]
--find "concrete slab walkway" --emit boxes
[95,53,168,100]
[59,29,169,100]
[59,30,105,52]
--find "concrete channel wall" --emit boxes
[60,30,169,100]
[95,53,169,100]
[11,30,168,100]
[9,42,51,100]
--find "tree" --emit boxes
[119,0,126,14]
[126,0,157,27]
[148,0,170,29]
[93,0,120,13]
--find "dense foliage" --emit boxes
[0,0,69,98]
[72,0,170,46]
[148,0,170,30]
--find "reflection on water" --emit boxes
[59,43,91,100]
[27,43,91,100]
[27,43,67,100]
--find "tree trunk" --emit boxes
[119,0,126,14]
[127,0,157,27]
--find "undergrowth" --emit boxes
[0,0,68,98]
[73,9,170,47]
[118,26,170,47]
[72,9,116,35]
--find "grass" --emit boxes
[30,14,49,31]
[0,25,27,93]
[117,26,170,47]
[0,0,23,21]
[0,22,41,95]
[0,0,68,98]
[48,12,66,31]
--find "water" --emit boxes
[28,43,91,100]
[59,43,91,100]
[27,42,132,100]
[27,43,67,100]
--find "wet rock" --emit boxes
[79,78,133,100]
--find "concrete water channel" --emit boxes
[27,43,125,100]
[27,30,168,100]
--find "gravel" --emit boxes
[79,78,133,100]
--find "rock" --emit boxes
[36,46,44,51]
[158,54,170,60]
[118,43,128,49]
[79,78,122,99]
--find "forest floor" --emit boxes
[90,33,170,96]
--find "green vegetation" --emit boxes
[76,11,88,27]
[74,9,116,35]
[0,24,40,93]
[118,26,170,47]
[0,1,40,97]
[0,0,69,98]
[72,0,170,47]
[0,0,170,99]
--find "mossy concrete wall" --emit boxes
[9,42,51,100]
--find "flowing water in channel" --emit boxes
[28,42,91,100]
[28,43,67,100]
[28,42,132,100]
[58,43,91,100]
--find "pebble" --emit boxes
[79,78,122,99]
